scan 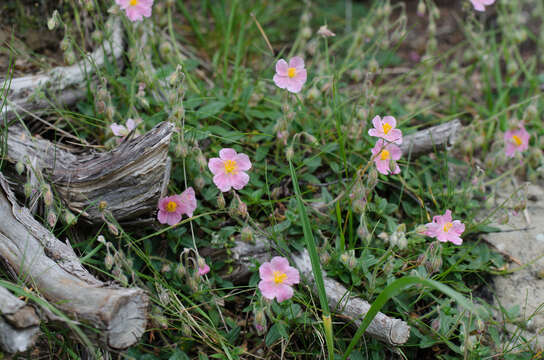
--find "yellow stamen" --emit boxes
[224,159,237,174]
[512,135,522,147]
[382,123,392,134]
[443,222,453,232]
[166,201,177,213]
[129,0,139,5]
[273,271,287,284]
[380,149,390,160]
[287,67,296,78]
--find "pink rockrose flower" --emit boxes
[110,118,136,137]
[504,125,529,158]
[371,139,402,175]
[198,263,210,276]
[425,210,465,245]
[116,0,153,22]
[470,0,496,12]
[273,56,307,94]
[157,187,197,226]
[368,115,403,144]
[258,256,300,302]
[208,148,252,192]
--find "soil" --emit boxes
[0,1,66,78]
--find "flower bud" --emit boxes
[417,1,426,16]
[367,168,378,189]
[107,221,119,236]
[176,263,186,278]
[64,51,76,65]
[15,161,25,175]
[241,226,253,242]
[105,106,115,121]
[161,263,171,273]
[105,254,114,270]
[285,146,294,161]
[43,186,54,207]
[181,322,192,337]
[64,210,77,226]
[307,87,320,101]
[24,182,33,198]
[196,152,207,169]
[237,200,248,218]
[95,100,106,114]
[425,256,442,274]
[159,41,173,58]
[47,210,57,227]
[320,251,331,265]
[301,26,312,39]
[97,235,106,244]
[194,176,206,190]
[254,308,267,335]
[217,192,226,209]
[47,12,59,30]
[99,200,108,212]
[368,58,379,73]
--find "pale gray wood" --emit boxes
[1,17,123,121]
[0,174,148,350]
[0,285,41,353]
[5,121,173,225]
[401,119,461,156]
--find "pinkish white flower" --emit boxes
[116,0,153,22]
[157,187,197,226]
[424,210,465,245]
[198,263,210,276]
[110,118,136,137]
[317,25,335,38]
[504,125,529,158]
[470,0,495,12]
[368,116,402,144]
[371,139,402,175]
[208,148,252,192]
[258,257,300,302]
[273,57,307,94]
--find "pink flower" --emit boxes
[504,125,529,158]
[157,187,197,226]
[198,263,210,276]
[424,210,465,245]
[208,148,252,192]
[371,139,402,175]
[258,257,300,302]
[273,57,307,94]
[116,0,153,22]
[368,116,403,144]
[470,0,496,12]
[111,118,136,137]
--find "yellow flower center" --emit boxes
[443,222,453,232]
[129,0,139,5]
[512,135,522,147]
[287,67,297,78]
[380,149,390,160]
[166,201,177,213]
[224,159,237,174]
[273,271,287,284]
[382,123,392,134]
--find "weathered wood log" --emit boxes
[1,17,123,121]
[0,285,41,354]
[0,173,148,350]
[4,121,173,225]
[400,119,461,156]
[214,235,410,347]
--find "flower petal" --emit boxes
[208,158,225,175]
[275,59,288,76]
[273,74,289,89]
[289,56,305,70]
[229,172,250,190]
[219,148,237,160]
[213,173,232,192]
[275,284,294,302]
[234,153,252,171]
[178,187,197,217]
[258,280,278,300]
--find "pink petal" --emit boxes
[157,210,168,224]
[125,7,143,21]
[275,59,288,76]
[293,69,307,85]
[270,256,289,272]
[289,56,305,70]
[284,267,300,285]
[391,163,401,174]
[178,187,197,217]
[198,264,210,275]
[166,212,181,226]
[372,116,382,130]
[126,119,136,131]
[368,129,382,138]
[213,173,232,192]
[234,153,252,171]
[375,159,390,175]
[259,262,274,280]
[158,197,169,212]
[383,116,397,128]
[386,129,403,145]
[286,78,304,93]
[443,210,453,223]
[273,74,289,89]
[219,148,237,160]
[470,0,486,11]
[452,220,465,234]
[229,172,250,190]
[275,284,294,302]
[388,144,403,160]
[258,280,278,300]
[110,124,127,137]
[208,158,225,175]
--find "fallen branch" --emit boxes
[214,236,410,347]
[0,173,148,350]
[0,285,40,354]
[400,119,461,156]
[2,17,123,121]
[4,121,173,225]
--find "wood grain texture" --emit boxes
[401,119,461,156]
[0,173,148,350]
[5,121,173,225]
[0,285,40,353]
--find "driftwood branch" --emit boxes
[2,17,123,121]
[0,173,148,350]
[4,121,173,225]
[400,119,461,156]
[211,236,410,347]
[0,285,40,353]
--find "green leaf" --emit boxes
[265,323,288,346]
[196,101,227,119]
